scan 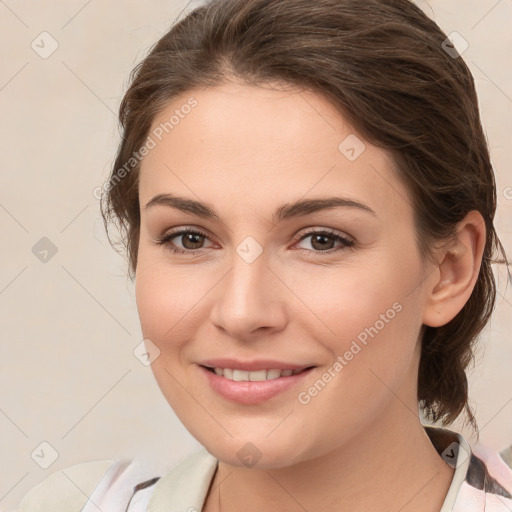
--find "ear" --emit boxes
[422,210,486,328]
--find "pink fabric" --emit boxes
[472,442,512,491]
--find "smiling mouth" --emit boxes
[201,365,316,382]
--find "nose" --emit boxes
[208,247,288,341]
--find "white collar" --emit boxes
[148,447,218,512]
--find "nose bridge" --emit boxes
[225,244,273,314]
[209,238,286,337]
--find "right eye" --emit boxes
[154,227,215,254]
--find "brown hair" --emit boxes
[101,0,508,432]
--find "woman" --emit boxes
[17,0,512,510]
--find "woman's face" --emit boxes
[135,81,438,468]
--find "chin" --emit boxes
[198,432,309,469]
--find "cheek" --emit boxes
[289,268,422,445]
[134,252,224,412]
[135,268,176,342]
[134,259,200,411]
[285,254,419,340]
[135,250,213,342]
[285,251,423,385]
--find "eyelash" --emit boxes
[154,227,355,256]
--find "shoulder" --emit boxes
[452,440,512,511]
[473,442,512,500]
[424,425,512,512]
[16,459,117,512]
[16,458,166,512]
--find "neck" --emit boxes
[205,408,454,512]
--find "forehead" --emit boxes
[138,82,412,223]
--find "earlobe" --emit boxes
[422,210,486,328]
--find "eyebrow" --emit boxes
[144,193,376,222]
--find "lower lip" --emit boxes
[199,365,315,405]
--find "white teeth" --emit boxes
[212,367,303,381]
[266,369,282,380]
[232,370,249,381]
[249,370,267,381]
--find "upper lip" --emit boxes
[199,358,315,372]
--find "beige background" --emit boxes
[0,0,511,510]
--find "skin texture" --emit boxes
[135,81,485,512]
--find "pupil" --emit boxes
[312,234,333,250]
[183,233,203,249]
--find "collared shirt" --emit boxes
[17,425,512,512]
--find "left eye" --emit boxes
[295,231,354,252]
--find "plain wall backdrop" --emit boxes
[1,0,511,510]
